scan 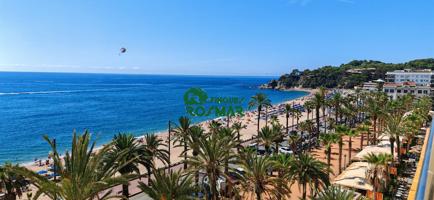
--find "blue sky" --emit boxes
[0,0,433,76]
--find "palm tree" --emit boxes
[143,133,169,186]
[290,107,297,131]
[185,132,237,200]
[264,104,271,127]
[273,153,294,177]
[299,120,315,142]
[231,121,247,146]
[270,115,279,125]
[304,100,315,121]
[288,134,300,154]
[258,126,279,155]
[249,93,272,136]
[344,129,358,163]
[106,133,150,196]
[239,154,289,200]
[330,93,343,125]
[364,92,387,144]
[320,133,339,174]
[273,153,295,200]
[356,121,371,149]
[289,153,331,200]
[342,100,358,127]
[383,111,405,162]
[319,87,328,134]
[271,123,285,155]
[208,120,222,134]
[313,89,326,139]
[138,169,196,200]
[404,112,423,154]
[335,125,349,174]
[184,125,205,189]
[364,153,393,200]
[11,131,132,200]
[314,186,355,200]
[285,104,293,135]
[294,109,303,129]
[326,117,336,131]
[0,163,26,200]
[173,116,192,170]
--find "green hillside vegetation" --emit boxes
[266,58,434,89]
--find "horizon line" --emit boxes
[0,70,280,78]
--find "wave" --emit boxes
[0,88,132,96]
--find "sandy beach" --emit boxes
[22,88,365,199]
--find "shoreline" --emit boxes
[22,88,316,171]
[23,88,313,171]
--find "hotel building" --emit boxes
[383,82,431,100]
[385,69,434,86]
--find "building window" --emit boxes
[418,90,422,94]
[384,89,389,93]
[424,90,428,94]
[390,89,394,93]
[404,90,408,93]
[397,89,401,93]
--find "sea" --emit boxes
[0,72,308,164]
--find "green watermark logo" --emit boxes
[184,87,244,117]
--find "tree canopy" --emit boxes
[265,58,434,89]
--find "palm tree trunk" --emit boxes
[316,107,320,139]
[335,105,339,125]
[122,183,129,198]
[291,115,294,131]
[194,152,199,197]
[307,110,310,120]
[5,193,17,200]
[390,138,395,160]
[286,115,289,135]
[227,115,230,128]
[296,117,300,128]
[397,135,401,163]
[184,143,188,169]
[360,132,364,150]
[339,138,343,174]
[302,182,307,200]
[349,136,352,164]
[323,107,327,134]
[367,131,371,146]
[327,146,331,176]
[256,191,261,200]
[211,175,218,200]
[147,166,152,186]
[373,117,377,145]
[373,170,377,200]
[275,142,279,155]
[265,145,270,156]
[237,131,240,143]
[265,107,268,127]
[406,137,413,154]
[257,107,261,135]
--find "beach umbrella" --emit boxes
[37,170,48,174]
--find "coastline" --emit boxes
[23,88,313,172]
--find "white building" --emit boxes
[383,82,431,100]
[386,69,434,86]
[361,81,379,91]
